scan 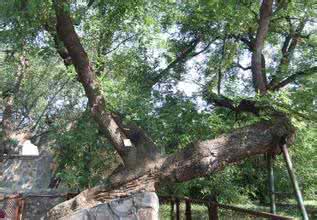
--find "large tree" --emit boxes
[0,0,316,218]
[45,0,316,218]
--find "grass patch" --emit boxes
[159,200,317,219]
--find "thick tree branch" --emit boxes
[268,18,306,89]
[160,113,294,182]
[53,0,133,164]
[251,0,273,94]
[205,93,235,111]
[53,0,159,166]
[280,18,305,64]
[204,92,260,116]
[269,66,317,91]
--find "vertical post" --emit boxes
[281,145,309,220]
[15,199,19,220]
[175,198,180,220]
[185,199,192,220]
[19,199,25,220]
[208,196,218,220]
[170,199,174,220]
[267,152,276,214]
[15,198,21,220]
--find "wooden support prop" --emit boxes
[281,144,309,220]
[170,199,174,220]
[175,198,180,220]
[267,152,276,214]
[185,198,192,220]
[208,196,218,220]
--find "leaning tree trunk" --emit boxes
[46,113,295,219]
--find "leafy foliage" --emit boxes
[53,111,119,190]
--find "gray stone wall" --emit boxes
[22,196,65,220]
[1,192,159,220]
[0,151,53,192]
[1,149,159,220]
[0,149,69,220]
[56,192,159,220]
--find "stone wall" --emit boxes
[1,149,159,220]
[0,193,66,220]
[0,149,69,220]
[22,195,66,220]
[1,192,159,220]
[0,151,53,192]
[52,192,159,220]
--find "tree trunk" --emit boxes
[251,0,273,94]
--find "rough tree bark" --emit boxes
[46,0,296,219]
[53,0,159,168]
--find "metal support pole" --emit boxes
[175,198,180,220]
[185,199,192,220]
[170,199,174,220]
[281,145,309,220]
[267,152,276,214]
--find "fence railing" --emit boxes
[0,193,296,220]
[0,192,75,220]
[0,194,23,220]
[159,196,294,220]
